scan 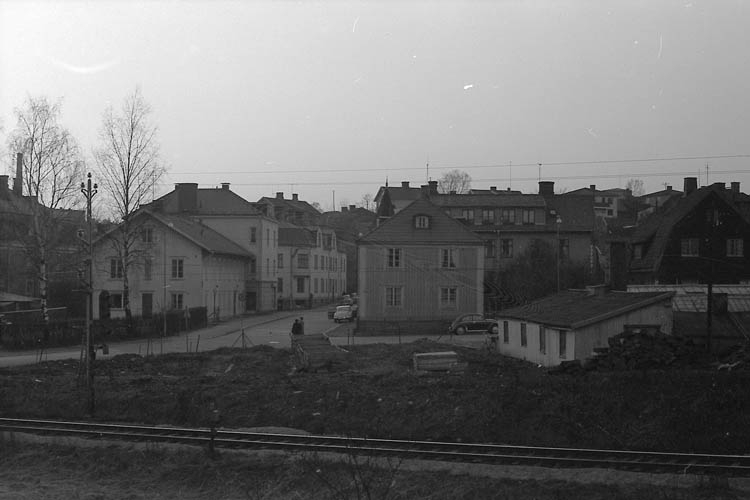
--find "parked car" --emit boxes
[448,313,496,335]
[333,305,354,323]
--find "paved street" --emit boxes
[0,307,486,367]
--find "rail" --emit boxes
[1,417,748,476]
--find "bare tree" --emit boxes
[7,96,85,320]
[625,178,645,197]
[360,193,373,211]
[94,87,165,323]
[437,169,471,194]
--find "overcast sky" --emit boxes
[1,0,749,211]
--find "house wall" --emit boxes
[480,231,590,272]
[277,237,347,309]
[357,244,484,334]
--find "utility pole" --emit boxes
[80,173,97,416]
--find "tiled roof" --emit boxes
[431,193,546,208]
[374,186,422,203]
[149,212,252,258]
[148,187,261,215]
[641,188,683,198]
[359,197,484,245]
[279,225,316,247]
[545,195,595,231]
[496,290,674,329]
[258,196,320,218]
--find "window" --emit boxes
[298,254,309,269]
[387,248,402,268]
[314,277,318,293]
[559,330,567,359]
[171,292,183,310]
[110,293,123,309]
[482,209,495,224]
[500,239,513,258]
[110,258,123,279]
[461,209,474,223]
[441,248,456,268]
[681,238,699,256]
[250,227,257,243]
[633,244,643,260]
[266,229,270,244]
[277,278,283,294]
[141,227,153,243]
[606,209,613,216]
[296,277,305,293]
[278,254,283,268]
[266,258,269,275]
[522,209,535,224]
[250,259,256,274]
[144,258,152,281]
[559,239,569,259]
[520,323,527,347]
[485,240,495,258]
[415,215,430,228]
[386,286,403,307]
[727,238,744,257]
[171,258,184,278]
[440,287,457,307]
[314,254,318,270]
[503,321,509,343]
[539,326,546,353]
[501,208,515,224]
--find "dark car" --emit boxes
[448,313,496,335]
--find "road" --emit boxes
[0,307,486,367]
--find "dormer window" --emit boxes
[414,215,430,229]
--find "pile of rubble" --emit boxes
[552,326,705,374]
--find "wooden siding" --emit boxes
[358,244,483,322]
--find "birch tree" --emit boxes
[94,87,164,323]
[8,96,85,320]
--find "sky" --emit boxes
[1,0,749,212]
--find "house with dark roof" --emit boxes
[276,221,347,309]
[637,185,683,220]
[255,192,321,226]
[374,181,422,214]
[92,182,281,319]
[627,178,750,286]
[357,196,485,334]
[564,184,634,220]
[493,286,674,366]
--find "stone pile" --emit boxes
[584,328,702,371]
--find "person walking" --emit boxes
[299,317,305,335]
[291,318,301,336]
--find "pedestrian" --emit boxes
[299,317,305,335]
[291,318,301,336]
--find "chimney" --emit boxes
[490,186,497,192]
[589,184,596,193]
[428,180,438,194]
[420,184,431,198]
[175,183,198,212]
[341,206,348,212]
[731,182,740,194]
[683,177,698,196]
[401,181,410,188]
[349,204,355,210]
[221,183,230,190]
[276,192,284,199]
[0,175,8,198]
[666,185,672,191]
[292,193,298,201]
[538,181,554,197]
[13,153,23,195]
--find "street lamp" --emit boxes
[80,173,97,415]
[555,215,562,292]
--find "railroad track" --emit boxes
[1,417,748,476]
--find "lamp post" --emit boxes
[80,173,97,415]
[556,215,562,292]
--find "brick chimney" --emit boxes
[428,180,438,194]
[589,184,596,193]
[276,192,284,199]
[683,177,698,196]
[292,193,298,201]
[731,182,740,194]
[341,206,348,212]
[401,181,410,188]
[175,183,198,212]
[349,204,355,210]
[221,183,230,190]
[490,186,497,192]
[538,181,554,197]
[13,153,23,195]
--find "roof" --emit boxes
[431,193,546,208]
[359,197,484,245]
[146,186,261,216]
[496,289,674,329]
[257,195,321,219]
[641,188,683,199]
[374,185,422,204]
[629,184,750,273]
[278,223,316,247]
[148,212,252,258]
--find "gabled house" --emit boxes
[493,286,674,367]
[374,181,422,214]
[637,185,683,220]
[255,192,321,226]
[92,209,252,320]
[357,197,485,334]
[564,184,633,219]
[628,179,750,285]
[276,222,347,309]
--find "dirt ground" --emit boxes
[1,341,750,498]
